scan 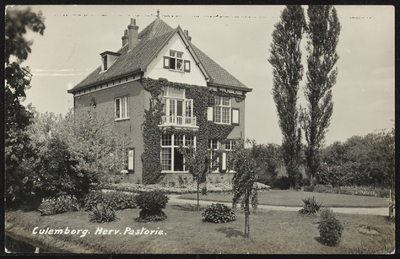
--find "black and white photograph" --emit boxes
[4,5,395,254]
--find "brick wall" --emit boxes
[73,80,150,183]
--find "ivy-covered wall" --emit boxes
[141,78,246,184]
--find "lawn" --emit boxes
[6,203,394,254]
[178,190,389,208]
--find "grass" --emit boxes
[178,190,389,208]
[6,203,394,254]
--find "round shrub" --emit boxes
[278,176,291,190]
[202,203,236,223]
[135,190,169,222]
[318,208,344,246]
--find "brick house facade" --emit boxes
[68,16,252,184]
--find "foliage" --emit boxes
[38,195,80,216]
[202,203,236,223]
[135,190,168,222]
[299,196,322,214]
[275,176,291,190]
[137,210,167,222]
[269,5,305,189]
[88,202,118,223]
[319,129,395,187]
[232,139,258,238]
[248,141,282,186]
[84,191,136,211]
[135,190,169,212]
[21,107,129,204]
[140,78,241,184]
[5,7,45,209]
[300,5,341,182]
[318,208,344,246]
[304,184,391,198]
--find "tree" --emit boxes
[248,141,282,186]
[5,7,45,208]
[269,5,306,189]
[232,139,258,238]
[300,5,341,182]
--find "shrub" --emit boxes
[303,185,314,192]
[38,195,80,216]
[84,191,136,211]
[202,203,236,223]
[88,202,118,223]
[299,196,322,215]
[135,190,169,222]
[201,186,207,195]
[301,178,311,187]
[277,176,291,190]
[318,208,344,246]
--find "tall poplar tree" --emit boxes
[300,5,341,182]
[269,5,306,188]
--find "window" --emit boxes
[115,96,129,119]
[162,87,194,126]
[208,139,220,172]
[103,56,108,70]
[224,140,236,172]
[161,134,196,172]
[213,96,231,124]
[163,50,191,72]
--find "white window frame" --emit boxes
[115,96,129,120]
[161,134,196,173]
[213,96,231,124]
[208,139,220,173]
[163,49,191,73]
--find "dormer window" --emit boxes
[100,51,121,72]
[163,49,191,72]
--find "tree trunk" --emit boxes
[197,176,200,211]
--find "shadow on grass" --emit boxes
[171,204,205,212]
[314,236,324,245]
[216,227,244,238]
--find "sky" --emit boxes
[10,5,395,146]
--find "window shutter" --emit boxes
[163,57,170,69]
[207,107,213,121]
[222,152,227,171]
[128,149,135,171]
[232,108,240,125]
[184,60,191,72]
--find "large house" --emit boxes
[68,14,252,185]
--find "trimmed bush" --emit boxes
[318,208,344,246]
[84,191,136,211]
[88,202,118,223]
[276,176,291,190]
[135,190,169,222]
[202,203,236,223]
[38,195,80,216]
[299,196,322,215]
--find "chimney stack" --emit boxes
[184,30,192,41]
[128,19,139,51]
[121,29,128,47]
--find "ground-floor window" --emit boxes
[161,134,196,172]
[208,139,237,173]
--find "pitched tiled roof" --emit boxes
[69,17,249,92]
[190,43,247,89]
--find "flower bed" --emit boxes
[99,182,270,195]
[304,184,391,198]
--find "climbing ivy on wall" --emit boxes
[141,78,245,184]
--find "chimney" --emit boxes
[121,29,128,47]
[184,30,192,41]
[128,19,139,51]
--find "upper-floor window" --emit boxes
[213,96,231,124]
[163,50,191,72]
[115,96,129,120]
